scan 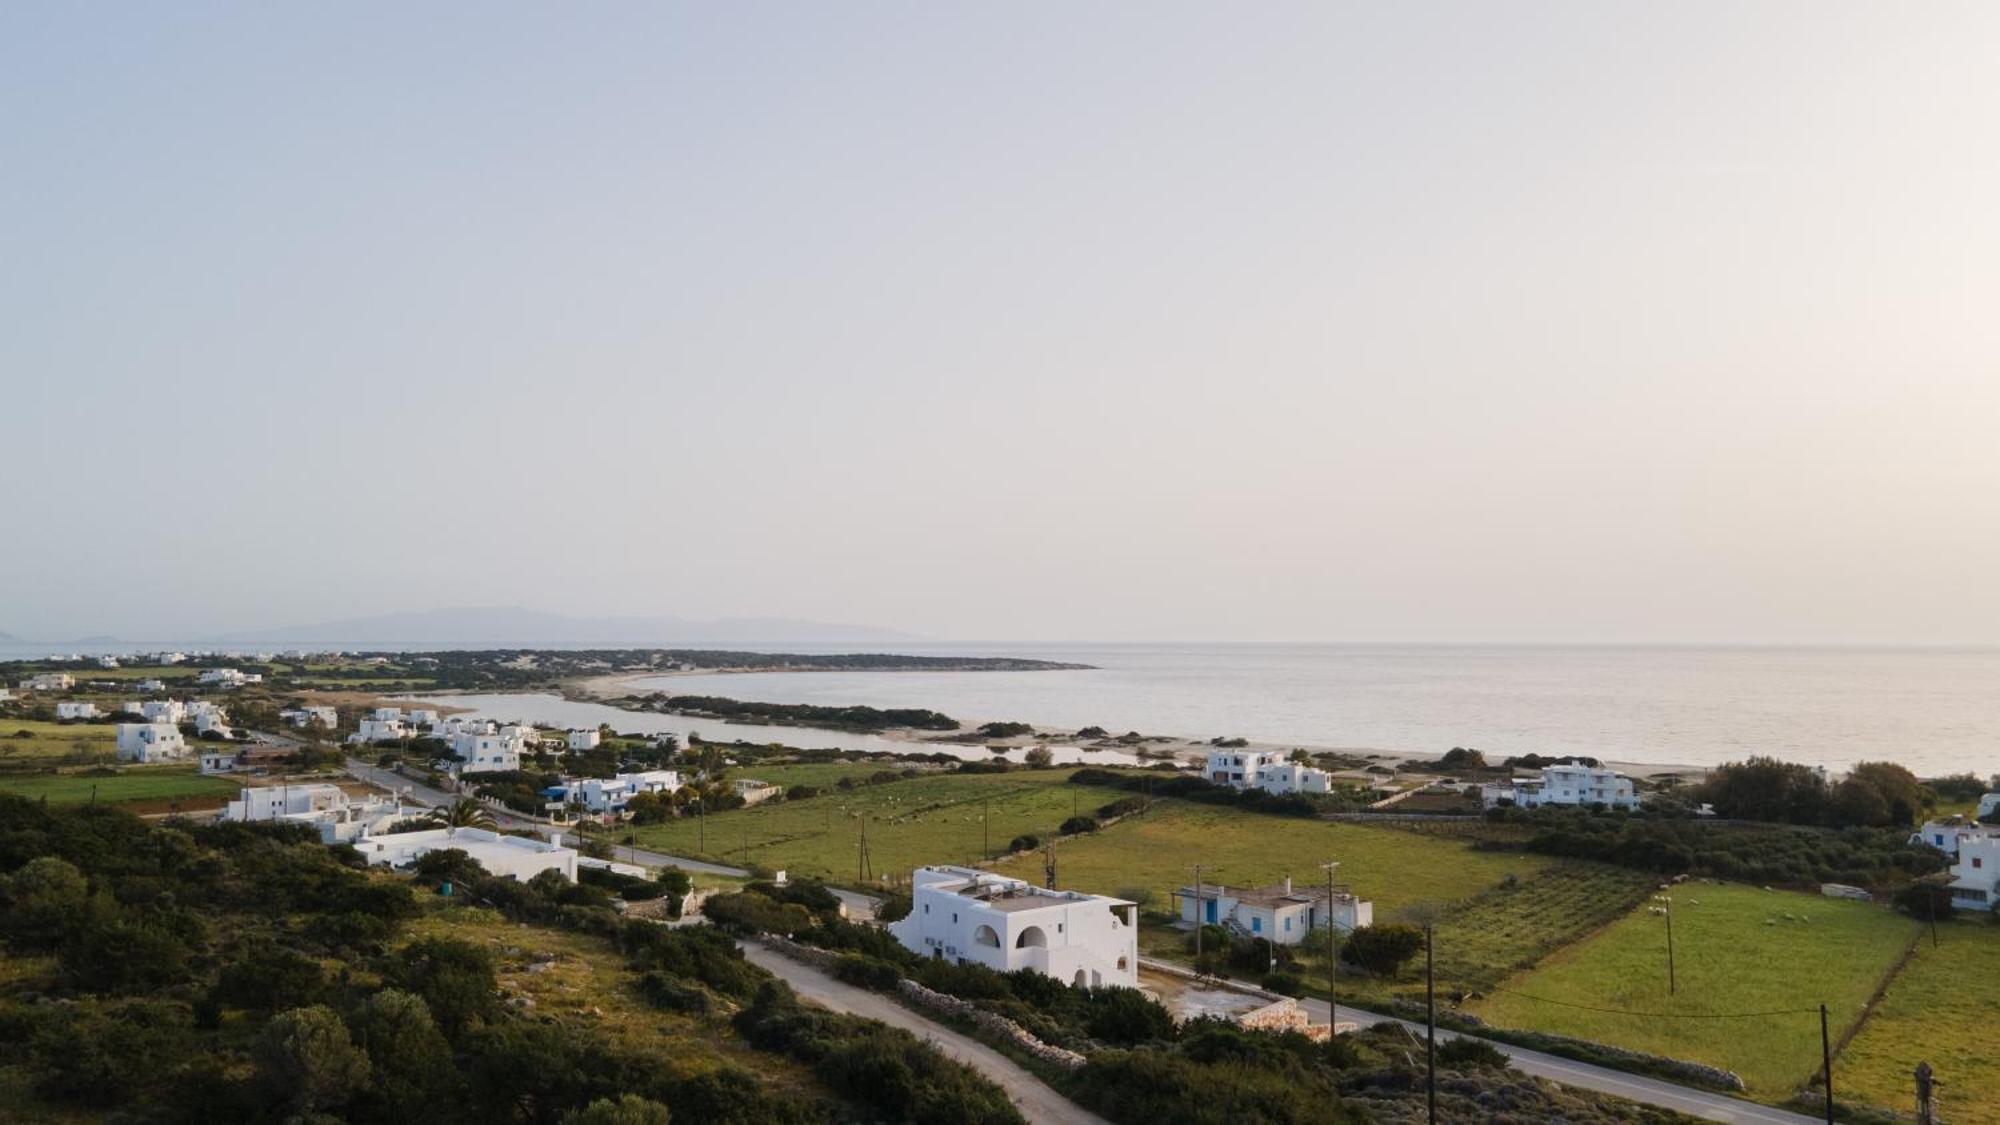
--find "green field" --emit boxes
[1837,923,2000,1124]
[1428,862,1660,995]
[988,801,1558,924]
[1471,881,1919,1096]
[0,719,120,763]
[630,767,1133,882]
[0,767,240,807]
[47,666,198,682]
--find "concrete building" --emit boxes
[447,724,529,773]
[134,678,167,693]
[1980,793,2000,821]
[353,827,578,881]
[97,655,120,668]
[733,778,779,805]
[280,705,340,730]
[140,699,188,725]
[566,728,602,752]
[549,769,683,815]
[1201,750,1333,795]
[198,668,261,688]
[1948,834,2000,912]
[889,865,1139,988]
[405,709,441,728]
[350,717,410,744]
[1912,816,2000,859]
[116,722,189,763]
[199,746,294,775]
[1483,763,1637,810]
[1173,878,1372,944]
[55,701,102,720]
[223,783,412,843]
[22,673,74,691]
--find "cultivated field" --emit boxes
[1470,881,1919,1096]
[1837,922,2000,1124]
[0,719,120,763]
[1429,861,1660,995]
[987,800,1559,924]
[630,767,1135,881]
[0,766,240,808]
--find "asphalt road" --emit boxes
[739,941,1109,1125]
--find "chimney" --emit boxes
[1283,875,1292,894]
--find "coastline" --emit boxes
[566,672,1710,783]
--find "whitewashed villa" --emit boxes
[354,826,577,881]
[116,722,189,763]
[889,865,1139,988]
[1482,763,1637,810]
[1174,877,1372,944]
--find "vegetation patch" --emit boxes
[1835,924,2000,1125]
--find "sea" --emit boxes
[9,640,1997,776]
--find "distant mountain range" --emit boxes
[204,606,922,648]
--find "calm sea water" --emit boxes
[628,644,2000,776]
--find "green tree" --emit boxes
[564,1094,672,1125]
[385,937,499,1037]
[349,989,455,1120]
[1341,924,1424,976]
[428,797,497,833]
[1023,746,1054,768]
[256,1005,372,1117]
[2,855,90,950]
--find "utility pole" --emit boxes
[1820,1003,1834,1125]
[1426,924,1437,1125]
[697,798,705,853]
[857,817,873,883]
[983,798,990,859]
[1914,1060,1936,1125]
[1320,860,1341,1024]
[1654,894,1676,994]
[1190,864,1206,964]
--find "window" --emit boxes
[1251,917,1262,934]
[1976,856,1985,869]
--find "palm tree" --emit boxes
[428,797,496,835]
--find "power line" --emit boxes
[1484,987,1819,1020]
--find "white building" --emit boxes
[198,668,262,688]
[117,722,189,763]
[1979,793,2000,821]
[1948,835,2000,912]
[353,827,578,881]
[97,655,120,669]
[1202,751,1333,795]
[1913,817,2000,860]
[350,717,410,744]
[1483,763,1637,810]
[405,709,441,728]
[1174,878,1372,944]
[447,724,530,773]
[566,728,602,752]
[556,769,682,814]
[438,716,494,740]
[134,679,167,693]
[280,705,340,730]
[139,699,188,725]
[889,865,1139,988]
[55,702,103,720]
[22,673,74,692]
[734,778,779,805]
[224,783,411,843]
[157,652,187,665]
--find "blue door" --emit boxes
[1205,899,1217,923]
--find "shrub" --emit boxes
[1059,815,1100,836]
[1437,1036,1510,1070]
[1893,881,1954,922]
[1342,924,1424,977]
[831,954,903,992]
[255,1005,372,1118]
[1006,834,1040,853]
[702,892,816,936]
[382,937,499,1037]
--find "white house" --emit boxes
[1483,763,1637,810]
[134,679,167,693]
[889,865,1139,988]
[223,783,409,843]
[198,668,262,688]
[1174,878,1373,944]
[438,716,494,740]
[446,724,530,773]
[1979,793,2000,821]
[1914,817,2000,860]
[116,722,189,763]
[1202,750,1333,795]
[281,705,339,730]
[140,699,188,725]
[353,827,578,881]
[0,688,13,702]
[157,652,187,665]
[734,778,779,806]
[55,701,103,720]
[405,709,441,728]
[199,746,293,774]
[22,673,74,691]
[555,769,682,814]
[350,717,410,744]
[97,655,120,669]
[1948,834,2000,912]
[566,728,602,752]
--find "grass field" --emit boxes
[630,767,1133,881]
[1429,861,1660,995]
[987,800,1559,924]
[1470,881,1919,1096]
[1837,922,2000,1124]
[0,767,240,807]
[0,720,120,763]
[44,666,199,682]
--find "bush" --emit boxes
[1342,924,1424,977]
[1006,834,1040,853]
[637,970,714,1014]
[831,953,903,992]
[1059,815,1100,836]
[1437,1036,1510,1070]
[382,937,499,1037]
[702,892,816,936]
[1085,985,1177,1046]
[1894,881,1954,922]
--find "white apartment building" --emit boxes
[889,866,1139,988]
[139,699,188,725]
[55,702,103,720]
[353,827,578,881]
[566,728,602,752]
[117,722,189,763]
[198,668,262,688]
[22,673,74,691]
[1483,763,1637,810]
[555,769,682,814]
[1202,750,1334,796]
[350,717,410,744]
[280,705,340,730]
[1948,835,2000,912]
[1174,877,1372,944]
[134,679,167,693]
[223,783,411,843]
[447,724,529,773]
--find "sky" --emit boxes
[4,3,1999,645]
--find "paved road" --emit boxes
[740,941,1108,1125]
[1168,963,1819,1125]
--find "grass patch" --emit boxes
[1837,922,2000,1124]
[0,767,240,807]
[1469,881,1918,1097]
[0,720,120,765]
[630,767,1134,881]
[988,798,1558,924]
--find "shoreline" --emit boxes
[566,672,1711,783]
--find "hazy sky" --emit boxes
[5,4,1999,644]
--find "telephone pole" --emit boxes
[857,816,874,883]
[1426,923,1437,1125]
[1189,864,1206,963]
[1320,860,1341,1024]
[1820,1003,1834,1125]
[983,798,990,859]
